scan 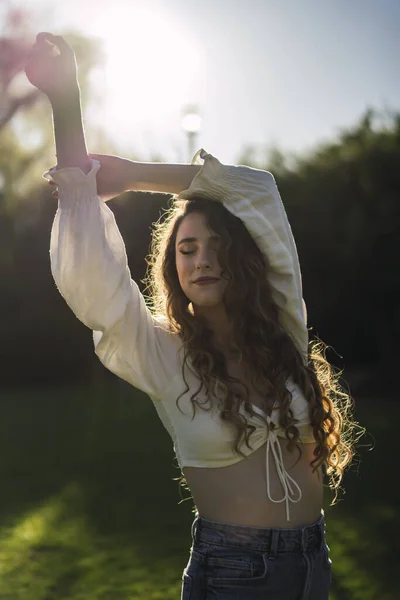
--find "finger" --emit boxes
[34,33,60,57]
[36,32,72,57]
[48,180,56,186]
[35,32,57,49]
[36,32,51,43]
[52,190,59,198]
[41,32,73,55]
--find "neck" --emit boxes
[192,303,242,360]
[193,303,231,336]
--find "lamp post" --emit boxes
[181,106,202,162]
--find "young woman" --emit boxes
[26,32,362,600]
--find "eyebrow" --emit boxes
[177,235,221,246]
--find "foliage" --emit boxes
[0,4,112,208]
[240,107,400,378]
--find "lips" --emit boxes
[193,277,219,283]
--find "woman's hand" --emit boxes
[49,153,135,202]
[25,32,79,102]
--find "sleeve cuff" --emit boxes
[178,148,273,207]
[42,158,101,186]
[178,149,228,202]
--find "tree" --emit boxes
[241,108,400,380]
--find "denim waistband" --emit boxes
[191,510,326,554]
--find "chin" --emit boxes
[192,296,223,307]
[191,299,226,313]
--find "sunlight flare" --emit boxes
[87,5,204,152]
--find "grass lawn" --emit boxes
[0,382,396,599]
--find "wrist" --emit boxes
[48,84,81,109]
[124,159,139,192]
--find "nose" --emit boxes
[195,247,214,270]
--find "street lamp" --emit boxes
[181,106,202,162]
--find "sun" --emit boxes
[85,5,205,156]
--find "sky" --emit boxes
[5,0,400,164]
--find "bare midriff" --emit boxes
[183,356,324,529]
[183,438,323,529]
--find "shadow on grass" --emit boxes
[0,384,196,599]
[0,479,190,599]
[0,384,397,599]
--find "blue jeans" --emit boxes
[181,510,332,599]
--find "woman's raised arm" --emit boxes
[25,33,179,399]
[83,153,202,200]
[26,34,200,201]
[25,32,91,174]
[49,154,202,201]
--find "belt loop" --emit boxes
[317,520,323,551]
[191,516,199,542]
[320,511,326,551]
[268,529,280,559]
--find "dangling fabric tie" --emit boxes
[265,418,302,521]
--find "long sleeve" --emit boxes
[43,159,179,399]
[178,149,308,363]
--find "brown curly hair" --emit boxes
[143,194,366,507]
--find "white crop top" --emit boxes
[44,150,314,522]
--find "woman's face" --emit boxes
[175,211,229,312]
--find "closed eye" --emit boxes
[180,248,219,255]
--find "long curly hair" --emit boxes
[143,194,365,507]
